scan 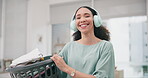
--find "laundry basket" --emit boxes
[6,56,59,78]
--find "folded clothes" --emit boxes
[10,48,47,67]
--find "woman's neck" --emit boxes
[77,33,101,45]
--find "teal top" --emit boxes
[59,40,115,78]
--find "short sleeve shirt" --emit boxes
[59,40,115,78]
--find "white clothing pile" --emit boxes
[10,48,46,67]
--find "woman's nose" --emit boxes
[80,17,86,23]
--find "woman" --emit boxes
[51,6,115,78]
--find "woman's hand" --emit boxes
[50,54,96,78]
[50,54,68,72]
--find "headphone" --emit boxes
[70,7,102,32]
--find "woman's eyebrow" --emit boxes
[84,13,90,15]
[76,14,80,17]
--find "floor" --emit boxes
[0,72,11,78]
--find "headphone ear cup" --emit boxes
[70,20,78,31]
[93,15,102,27]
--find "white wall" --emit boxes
[50,0,91,24]
[4,0,27,59]
[146,0,148,15]
[0,0,2,37]
[1,0,51,59]
[50,0,146,24]
[0,0,2,60]
[95,0,146,19]
[27,0,51,55]
[49,0,84,5]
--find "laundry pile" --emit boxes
[10,48,47,67]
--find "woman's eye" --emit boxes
[85,16,90,18]
[76,17,80,19]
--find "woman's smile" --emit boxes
[79,23,89,29]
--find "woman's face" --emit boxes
[75,8,94,34]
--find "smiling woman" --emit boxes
[51,6,115,78]
[72,6,110,41]
[75,8,94,34]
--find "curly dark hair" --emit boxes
[72,6,110,41]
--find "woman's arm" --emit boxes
[50,54,96,78]
[66,67,95,78]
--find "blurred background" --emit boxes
[0,0,148,78]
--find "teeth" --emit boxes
[81,25,87,27]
